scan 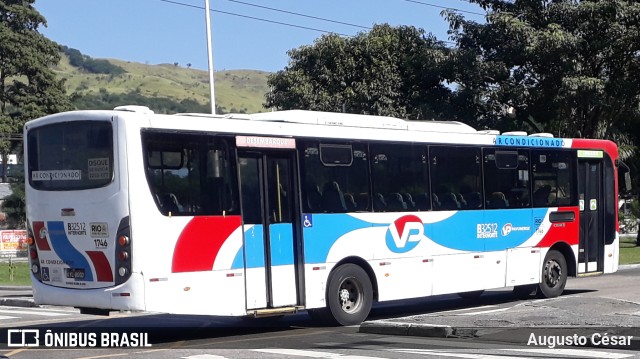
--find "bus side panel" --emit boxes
[302,207,577,306]
[604,235,619,274]
[125,120,248,316]
[32,273,145,310]
[506,247,541,286]
[373,257,433,301]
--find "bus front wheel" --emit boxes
[326,263,373,326]
[538,250,567,298]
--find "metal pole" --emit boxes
[204,0,216,114]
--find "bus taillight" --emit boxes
[118,250,129,261]
[118,235,130,246]
[26,227,42,282]
[114,217,132,285]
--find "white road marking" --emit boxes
[457,307,511,315]
[0,308,69,316]
[254,348,383,358]
[504,348,635,358]
[391,348,636,359]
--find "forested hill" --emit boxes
[54,46,271,114]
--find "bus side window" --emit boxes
[301,141,369,213]
[531,149,575,208]
[371,144,429,212]
[142,132,239,217]
[430,146,482,211]
[482,148,530,210]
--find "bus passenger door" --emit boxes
[238,151,302,310]
[578,157,604,273]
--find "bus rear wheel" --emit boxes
[538,250,567,298]
[326,263,373,326]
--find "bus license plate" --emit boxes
[65,268,85,279]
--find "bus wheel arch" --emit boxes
[548,241,576,277]
[538,245,571,299]
[324,258,376,326]
[333,256,378,302]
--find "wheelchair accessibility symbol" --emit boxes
[41,267,50,281]
[303,214,313,228]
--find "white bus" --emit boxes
[24,106,622,325]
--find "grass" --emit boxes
[620,235,640,265]
[0,237,638,287]
[53,55,271,114]
[0,260,31,286]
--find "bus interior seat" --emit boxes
[455,193,467,208]
[373,193,387,212]
[404,193,415,209]
[322,181,347,213]
[533,185,552,207]
[487,192,509,209]
[386,193,407,211]
[439,192,461,210]
[158,193,181,214]
[344,193,357,211]
[465,192,483,209]
[306,183,323,212]
[356,193,370,211]
[432,193,441,210]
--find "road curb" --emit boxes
[619,263,640,271]
[0,297,36,307]
[0,286,31,291]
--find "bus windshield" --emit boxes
[27,121,114,191]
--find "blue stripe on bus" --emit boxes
[269,223,294,266]
[231,224,296,269]
[303,214,372,263]
[47,221,94,281]
[428,209,548,251]
[302,209,549,263]
[231,208,550,268]
[242,225,265,268]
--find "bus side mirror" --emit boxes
[618,160,632,194]
[624,172,632,192]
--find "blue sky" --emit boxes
[35,0,485,72]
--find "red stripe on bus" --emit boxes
[86,251,114,282]
[535,207,580,247]
[172,216,242,273]
[32,221,52,251]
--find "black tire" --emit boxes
[537,250,567,298]
[325,263,373,326]
[457,290,484,299]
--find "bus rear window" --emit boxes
[27,121,114,190]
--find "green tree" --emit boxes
[0,0,72,225]
[445,0,640,157]
[266,24,454,120]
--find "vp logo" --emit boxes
[502,223,513,237]
[385,215,426,253]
